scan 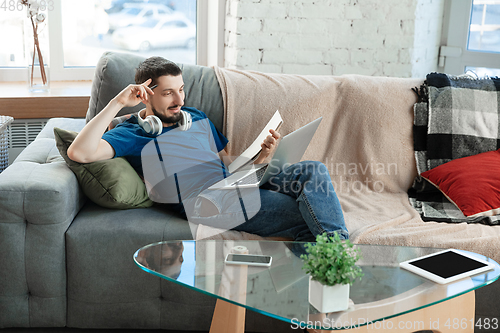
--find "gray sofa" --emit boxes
[0,51,294,332]
[1,51,499,333]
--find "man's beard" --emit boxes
[152,105,183,124]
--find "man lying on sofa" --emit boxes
[67,56,348,242]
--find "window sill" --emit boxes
[0,81,92,119]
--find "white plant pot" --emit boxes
[308,277,350,313]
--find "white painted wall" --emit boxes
[224,0,445,78]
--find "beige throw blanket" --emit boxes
[200,67,500,263]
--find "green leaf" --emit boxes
[301,232,364,286]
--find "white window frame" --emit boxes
[442,0,500,75]
[0,0,225,82]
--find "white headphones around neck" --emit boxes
[136,109,192,136]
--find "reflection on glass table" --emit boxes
[134,240,500,331]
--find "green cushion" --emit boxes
[53,127,153,210]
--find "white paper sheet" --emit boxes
[227,110,283,174]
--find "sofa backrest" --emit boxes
[86,51,225,132]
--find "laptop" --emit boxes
[208,117,322,190]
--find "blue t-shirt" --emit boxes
[102,107,229,203]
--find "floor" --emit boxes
[0,328,438,333]
[1,330,208,333]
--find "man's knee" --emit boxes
[299,160,329,178]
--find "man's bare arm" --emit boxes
[253,129,280,164]
[218,147,233,166]
[67,79,154,163]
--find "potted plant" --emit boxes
[301,232,364,313]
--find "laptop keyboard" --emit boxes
[232,165,268,186]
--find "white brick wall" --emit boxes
[412,0,445,78]
[224,0,445,78]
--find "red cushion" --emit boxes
[421,149,500,217]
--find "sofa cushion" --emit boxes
[421,149,500,217]
[86,51,224,132]
[53,127,153,210]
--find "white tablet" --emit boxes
[399,249,495,284]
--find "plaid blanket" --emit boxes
[408,72,500,225]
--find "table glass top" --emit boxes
[133,240,500,330]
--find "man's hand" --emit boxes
[254,129,280,164]
[114,78,155,108]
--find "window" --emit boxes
[442,0,500,76]
[0,1,35,67]
[468,0,500,53]
[0,0,225,81]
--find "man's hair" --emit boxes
[135,56,182,85]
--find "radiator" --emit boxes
[8,119,48,165]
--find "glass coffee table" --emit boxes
[134,240,500,332]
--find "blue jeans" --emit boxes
[187,161,348,242]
